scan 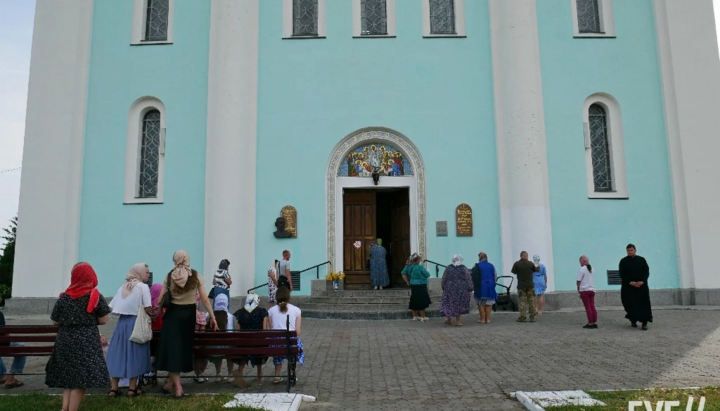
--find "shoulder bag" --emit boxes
[129,304,153,344]
[161,273,173,309]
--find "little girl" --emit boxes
[193,291,209,383]
[206,294,235,382]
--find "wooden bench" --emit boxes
[0,325,58,357]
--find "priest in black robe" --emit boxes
[619,243,653,330]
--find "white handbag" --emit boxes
[129,306,153,344]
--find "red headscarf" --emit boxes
[64,262,101,313]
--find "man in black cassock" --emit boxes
[619,243,653,330]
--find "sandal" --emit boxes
[272,377,284,385]
[127,388,143,397]
[108,389,120,398]
[161,386,173,395]
[4,381,24,389]
[173,391,184,399]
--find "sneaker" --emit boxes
[420,317,428,322]
[592,324,599,329]
[412,317,419,321]
[583,324,593,329]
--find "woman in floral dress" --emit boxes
[439,255,474,326]
[46,262,111,411]
[268,260,279,308]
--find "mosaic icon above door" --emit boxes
[337,143,414,177]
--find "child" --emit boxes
[577,255,598,329]
[193,291,209,383]
[206,294,235,382]
[232,293,269,388]
[145,283,163,386]
[268,288,304,385]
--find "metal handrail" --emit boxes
[423,259,447,278]
[246,260,332,294]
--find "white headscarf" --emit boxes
[452,254,464,267]
[244,293,259,313]
[122,263,146,298]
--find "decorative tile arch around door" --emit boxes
[326,128,427,272]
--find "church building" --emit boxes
[13,0,720,299]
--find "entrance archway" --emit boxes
[326,128,426,284]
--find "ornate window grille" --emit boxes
[589,104,613,192]
[576,0,602,34]
[139,110,161,198]
[144,0,169,41]
[361,0,388,35]
[293,0,319,36]
[429,0,456,35]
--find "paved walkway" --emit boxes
[3,308,720,410]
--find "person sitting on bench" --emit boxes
[0,311,26,388]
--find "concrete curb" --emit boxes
[222,393,316,410]
[515,392,545,411]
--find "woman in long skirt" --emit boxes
[46,263,111,411]
[369,239,390,290]
[401,253,431,322]
[439,255,473,326]
[156,251,218,398]
[533,254,548,314]
[105,263,153,397]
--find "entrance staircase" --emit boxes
[296,288,443,320]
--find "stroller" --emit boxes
[493,276,518,312]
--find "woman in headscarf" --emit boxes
[439,255,474,326]
[533,254,548,314]
[206,294,235,382]
[577,255,597,329]
[471,252,498,324]
[212,259,232,310]
[105,263,153,397]
[369,238,390,290]
[232,293,269,388]
[156,251,218,398]
[401,253,431,322]
[46,262,112,411]
[268,260,279,308]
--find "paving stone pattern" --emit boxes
[4,309,720,411]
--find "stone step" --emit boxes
[301,309,445,320]
[305,296,441,305]
[312,289,412,297]
[296,302,441,312]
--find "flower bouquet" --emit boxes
[325,271,346,291]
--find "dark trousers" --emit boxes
[278,276,291,290]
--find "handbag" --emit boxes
[130,305,153,344]
[208,286,216,300]
[161,273,172,310]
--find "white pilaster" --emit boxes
[489,0,555,291]
[13,0,95,297]
[653,0,720,289]
[204,0,259,297]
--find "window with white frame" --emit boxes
[131,0,174,45]
[571,0,615,38]
[422,0,466,38]
[283,0,326,38]
[125,97,166,204]
[353,0,396,37]
[583,94,627,199]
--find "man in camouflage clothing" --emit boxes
[511,251,540,322]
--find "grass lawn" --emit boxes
[546,386,719,411]
[0,393,265,411]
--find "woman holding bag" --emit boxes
[105,263,153,397]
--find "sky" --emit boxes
[0,1,719,248]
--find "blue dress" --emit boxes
[534,264,547,295]
[369,245,389,287]
[475,261,498,301]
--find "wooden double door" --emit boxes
[342,188,410,288]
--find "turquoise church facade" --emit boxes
[15,0,720,299]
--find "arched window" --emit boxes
[131,0,174,45]
[583,94,627,199]
[576,0,601,34]
[125,97,166,204]
[422,0,465,38]
[144,0,170,41]
[589,104,612,192]
[138,110,161,198]
[293,0,319,36]
[571,0,615,38]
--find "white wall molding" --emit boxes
[582,93,628,199]
[571,0,616,38]
[123,97,166,204]
[204,0,259,297]
[283,0,326,39]
[326,128,427,271]
[489,0,555,292]
[653,0,720,289]
[422,0,466,38]
[14,0,95,297]
[352,0,396,38]
[131,0,175,45]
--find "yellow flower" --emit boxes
[325,274,333,281]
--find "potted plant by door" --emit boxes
[325,272,345,291]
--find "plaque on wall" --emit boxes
[436,221,448,237]
[281,205,297,238]
[456,203,473,236]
